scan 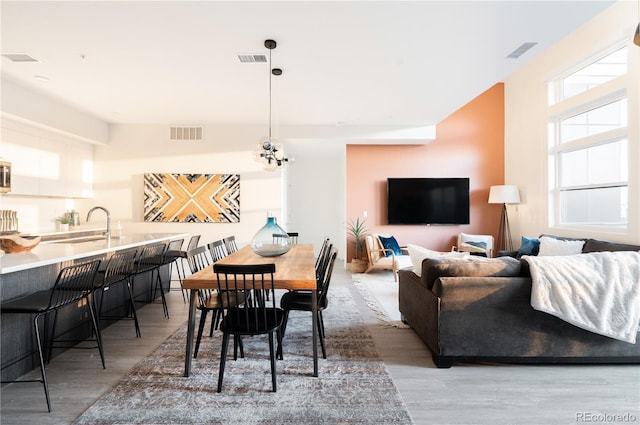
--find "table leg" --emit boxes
[184,289,197,377]
[312,289,318,377]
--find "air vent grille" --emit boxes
[170,126,204,142]
[238,54,267,63]
[506,42,538,59]
[2,53,39,62]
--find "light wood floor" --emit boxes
[1,264,638,425]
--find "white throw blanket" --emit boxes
[523,251,640,344]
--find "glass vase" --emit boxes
[251,216,291,257]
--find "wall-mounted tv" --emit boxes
[387,177,470,225]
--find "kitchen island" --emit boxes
[1,232,188,382]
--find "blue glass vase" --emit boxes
[251,216,291,257]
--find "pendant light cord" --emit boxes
[268,46,272,141]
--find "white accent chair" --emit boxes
[456,233,494,257]
[364,234,412,281]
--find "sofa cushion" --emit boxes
[422,256,522,291]
[583,239,640,253]
[538,235,584,256]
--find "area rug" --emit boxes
[73,287,414,424]
[352,272,410,329]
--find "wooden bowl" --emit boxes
[0,234,42,253]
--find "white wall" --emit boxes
[74,123,288,249]
[285,140,346,258]
[504,0,640,244]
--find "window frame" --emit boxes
[546,41,630,233]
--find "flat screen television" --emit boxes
[387,177,470,225]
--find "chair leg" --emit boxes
[86,294,106,369]
[46,309,60,364]
[268,331,277,392]
[237,335,245,358]
[280,310,290,337]
[209,310,218,337]
[318,311,327,359]
[276,327,284,360]
[276,310,289,359]
[127,280,142,338]
[33,314,51,412]
[178,259,189,303]
[194,309,208,359]
[155,269,169,319]
[217,332,230,392]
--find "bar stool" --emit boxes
[159,239,186,302]
[132,242,170,319]
[287,232,299,244]
[0,260,103,412]
[95,247,140,337]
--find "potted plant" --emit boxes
[347,217,369,273]
[56,215,71,232]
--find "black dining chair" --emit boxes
[165,235,201,303]
[95,247,141,337]
[207,239,228,263]
[279,247,338,360]
[222,235,238,254]
[0,259,103,412]
[315,238,331,278]
[214,263,284,392]
[187,245,243,359]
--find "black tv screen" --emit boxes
[387,178,470,225]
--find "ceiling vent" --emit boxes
[169,126,204,142]
[506,42,538,59]
[2,53,39,62]
[237,54,268,63]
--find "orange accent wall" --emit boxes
[346,83,505,260]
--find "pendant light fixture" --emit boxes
[253,39,290,171]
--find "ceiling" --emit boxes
[0,1,615,130]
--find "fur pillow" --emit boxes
[406,244,468,277]
[538,236,584,256]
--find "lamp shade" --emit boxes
[488,185,520,204]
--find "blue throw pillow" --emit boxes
[378,235,402,257]
[516,236,540,258]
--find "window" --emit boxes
[549,47,627,105]
[548,44,629,229]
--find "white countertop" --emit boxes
[0,232,188,275]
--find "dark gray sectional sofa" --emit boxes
[398,236,640,368]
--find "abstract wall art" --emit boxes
[144,173,240,223]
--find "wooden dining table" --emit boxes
[181,244,319,377]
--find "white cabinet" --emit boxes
[0,120,94,198]
[64,141,93,198]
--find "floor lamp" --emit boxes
[488,185,520,252]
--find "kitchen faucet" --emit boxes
[86,206,111,239]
